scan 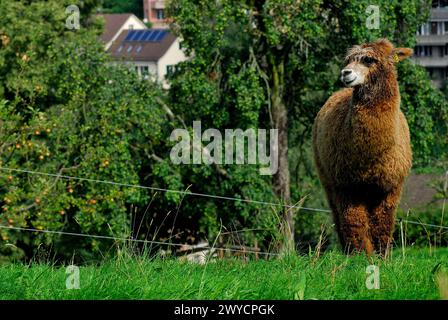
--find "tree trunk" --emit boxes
[252,0,293,252]
[269,53,294,253]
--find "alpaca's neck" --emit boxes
[348,74,401,153]
[352,74,400,111]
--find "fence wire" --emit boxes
[0,224,279,256]
[0,166,447,257]
[0,167,331,213]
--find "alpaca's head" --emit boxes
[340,39,413,88]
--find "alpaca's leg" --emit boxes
[324,186,372,255]
[368,187,402,256]
[332,189,372,255]
[338,203,373,255]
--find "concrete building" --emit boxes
[414,1,448,88]
[143,0,170,29]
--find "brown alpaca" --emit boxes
[312,39,413,256]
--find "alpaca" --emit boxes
[312,39,413,256]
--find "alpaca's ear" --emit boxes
[391,47,413,62]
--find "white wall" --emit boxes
[113,37,188,87]
[135,61,158,81]
[157,38,188,88]
[116,61,158,81]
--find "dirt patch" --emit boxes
[401,173,446,211]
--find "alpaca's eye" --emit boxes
[363,57,375,65]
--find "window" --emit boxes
[141,66,149,75]
[417,23,430,36]
[445,22,448,34]
[415,46,421,56]
[434,69,443,80]
[117,45,124,53]
[438,22,444,35]
[415,46,433,57]
[140,66,150,79]
[431,22,438,34]
[129,24,134,30]
[424,23,430,35]
[166,65,174,76]
[136,45,142,53]
[127,45,133,52]
[415,46,422,56]
[156,9,165,20]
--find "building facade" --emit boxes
[97,12,187,88]
[143,0,169,29]
[108,29,187,88]
[414,1,448,88]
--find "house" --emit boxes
[143,0,170,28]
[96,12,187,87]
[97,13,147,50]
[108,29,187,88]
[414,1,448,88]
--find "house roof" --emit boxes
[96,14,136,44]
[108,29,177,62]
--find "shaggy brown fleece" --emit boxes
[312,39,413,256]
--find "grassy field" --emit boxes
[0,248,447,300]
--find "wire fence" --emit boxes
[400,219,448,231]
[0,224,279,256]
[0,167,330,213]
[0,166,447,257]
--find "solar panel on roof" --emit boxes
[143,30,154,41]
[123,29,169,43]
[132,31,140,41]
[136,30,147,41]
[148,30,159,41]
[124,30,136,41]
[129,30,139,41]
[154,30,167,41]
[134,30,143,41]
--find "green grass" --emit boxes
[0,248,447,300]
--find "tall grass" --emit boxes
[0,248,446,300]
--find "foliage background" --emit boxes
[0,0,446,262]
